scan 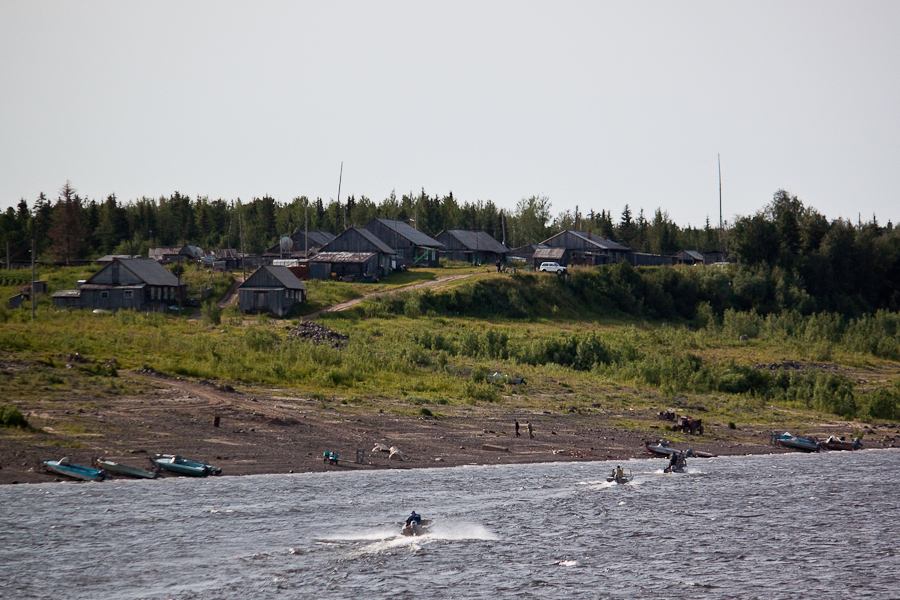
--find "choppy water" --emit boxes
[1,449,898,599]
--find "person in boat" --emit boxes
[612,465,625,481]
[406,511,422,532]
[668,451,679,469]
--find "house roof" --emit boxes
[371,218,444,248]
[543,230,630,251]
[439,230,509,253]
[353,228,397,253]
[52,289,82,298]
[533,247,566,260]
[238,266,307,290]
[86,258,181,287]
[310,252,377,264]
[677,250,705,261]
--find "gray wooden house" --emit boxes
[363,218,443,267]
[435,230,509,264]
[313,227,396,278]
[674,250,705,265]
[538,230,630,267]
[52,258,185,311]
[237,266,307,316]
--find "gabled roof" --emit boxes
[370,218,444,248]
[86,258,180,287]
[542,230,630,251]
[302,231,337,247]
[238,266,307,290]
[439,230,509,253]
[534,247,566,260]
[677,250,705,262]
[354,227,397,253]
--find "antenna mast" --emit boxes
[336,161,344,230]
[718,154,723,256]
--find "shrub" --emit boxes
[201,301,222,326]
[0,405,30,429]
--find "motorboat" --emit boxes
[820,436,862,451]
[644,441,695,458]
[774,432,822,453]
[606,469,633,484]
[401,519,432,536]
[94,458,159,479]
[154,454,221,477]
[43,458,107,482]
[663,463,686,474]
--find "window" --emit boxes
[124,290,133,299]
[100,291,109,298]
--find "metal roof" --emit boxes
[86,258,181,286]
[439,230,509,253]
[542,230,630,251]
[371,218,444,248]
[352,228,396,253]
[260,266,307,290]
[52,289,82,298]
[533,247,566,260]
[310,252,378,264]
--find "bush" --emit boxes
[0,405,30,429]
[201,301,222,326]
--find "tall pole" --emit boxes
[336,161,343,230]
[718,154,723,256]
[304,203,309,257]
[239,213,245,280]
[31,223,36,321]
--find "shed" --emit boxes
[435,230,509,264]
[674,250,705,265]
[238,266,307,316]
[309,252,381,281]
[532,247,566,270]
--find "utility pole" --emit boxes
[239,213,246,280]
[501,210,507,247]
[31,222,36,321]
[718,154,723,257]
[337,161,344,230]
[304,202,309,257]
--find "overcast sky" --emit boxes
[2,1,898,229]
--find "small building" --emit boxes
[149,244,203,264]
[435,230,509,265]
[539,230,630,266]
[628,252,676,267]
[265,230,336,257]
[532,247,566,270]
[309,252,382,281]
[237,266,307,316]
[363,218,443,268]
[52,258,185,311]
[674,250,705,265]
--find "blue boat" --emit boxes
[774,432,822,453]
[154,454,222,477]
[43,458,107,482]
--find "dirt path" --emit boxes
[303,273,475,320]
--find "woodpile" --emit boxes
[286,322,349,346]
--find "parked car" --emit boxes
[538,262,567,274]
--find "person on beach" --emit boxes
[515,421,520,437]
[527,421,534,439]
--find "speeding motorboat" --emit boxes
[401,519,432,536]
[606,468,633,484]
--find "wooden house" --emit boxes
[52,258,185,311]
[237,266,307,316]
[149,244,203,264]
[538,230,630,267]
[363,218,443,267]
[674,250,705,265]
[435,230,509,265]
[313,227,396,278]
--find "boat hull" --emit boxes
[154,454,221,477]
[821,437,861,451]
[43,460,107,482]
[96,460,158,479]
[775,434,821,452]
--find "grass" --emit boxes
[1,265,899,434]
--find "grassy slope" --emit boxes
[2,264,898,447]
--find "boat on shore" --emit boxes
[154,454,221,477]
[94,458,159,479]
[820,436,862,451]
[774,432,822,453]
[43,458,107,482]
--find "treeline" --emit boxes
[3,182,726,264]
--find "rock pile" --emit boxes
[286,322,349,347]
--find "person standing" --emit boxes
[515,420,520,437]
[527,421,534,439]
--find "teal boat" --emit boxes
[154,454,222,477]
[94,458,159,479]
[43,458,107,482]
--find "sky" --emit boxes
[2,1,898,229]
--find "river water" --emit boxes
[1,449,897,600]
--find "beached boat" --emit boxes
[644,441,679,457]
[94,458,158,479]
[774,432,822,453]
[820,436,862,451]
[154,454,221,477]
[43,458,107,482]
